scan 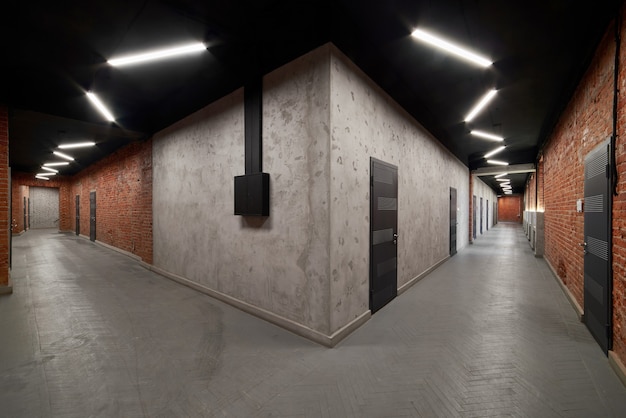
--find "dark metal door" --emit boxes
[473,196,477,239]
[480,197,483,234]
[75,195,80,236]
[370,158,398,313]
[450,187,457,256]
[486,200,489,230]
[28,198,30,229]
[583,141,611,354]
[23,197,27,232]
[89,191,96,242]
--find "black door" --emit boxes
[370,158,398,313]
[27,198,30,229]
[486,200,489,230]
[450,187,457,256]
[89,191,96,242]
[473,195,477,239]
[583,141,611,354]
[480,198,483,234]
[75,195,80,236]
[23,197,27,232]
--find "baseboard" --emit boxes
[544,258,584,321]
[398,255,449,295]
[609,351,626,388]
[0,277,13,295]
[73,232,143,262]
[142,263,370,347]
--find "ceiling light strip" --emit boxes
[35,175,50,181]
[53,151,75,161]
[484,146,505,158]
[41,167,59,173]
[470,130,503,141]
[108,42,206,67]
[86,92,115,122]
[411,29,492,67]
[465,89,497,122]
[58,142,96,149]
[44,162,70,167]
[487,159,508,166]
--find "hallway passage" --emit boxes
[1,225,626,417]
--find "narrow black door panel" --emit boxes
[370,158,398,313]
[450,187,457,256]
[89,191,96,242]
[584,141,611,354]
[75,195,80,236]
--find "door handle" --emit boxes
[579,242,587,254]
[393,233,398,245]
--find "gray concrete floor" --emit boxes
[1,225,626,417]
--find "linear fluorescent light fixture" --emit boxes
[41,167,59,173]
[36,172,56,176]
[35,175,50,181]
[487,159,508,166]
[484,146,505,158]
[411,29,492,67]
[496,178,511,182]
[53,151,75,161]
[43,162,70,167]
[470,130,503,141]
[108,42,206,67]
[465,89,497,122]
[86,92,115,122]
[58,142,95,149]
[494,173,508,178]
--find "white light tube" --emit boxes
[487,159,508,166]
[411,29,492,67]
[58,142,96,149]
[41,167,59,173]
[86,92,115,122]
[465,89,497,122]
[44,162,70,167]
[53,151,75,161]
[496,178,510,182]
[470,130,503,141]
[108,42,206,67]
[35,176,50,181]
[36,172,56,177]
[494,173,508,178]
[484,146,505,158]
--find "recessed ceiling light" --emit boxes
[487,159,508,166]
[41,167,59,173]
[35,175,50,181]
[86,92,115,122]
[108,42,206,67]
[58,142,95,149]
[471,130,503,141]
[43,162,70,167]
[53,151,75,161]
[410,29,492,67]
[484,145,505,158]
[465,89,497,122]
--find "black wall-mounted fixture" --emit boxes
[234,78,270,216]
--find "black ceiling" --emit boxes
[1,0,620,193]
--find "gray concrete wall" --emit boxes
[473,176,498,234]
[153,47,332,336]
[29,187,59,229]
[328,47,470,333]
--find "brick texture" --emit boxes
[0,105,8,286]
[498,195,522,223]
[11,140,153,264]
[541,9,626,364]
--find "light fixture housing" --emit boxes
[44,162,70,167]
[41,166,59,173]
[108,42,206,67]
[470,130,503,141]
[35,175,50,181]
[487,159,508,166]
[484,146,505,158]
[410,29,492,67]
[36,172,56,177]
[465,89,497,122]
[58,142,96,149]
[53,151,75,161]
[86,92,115,122]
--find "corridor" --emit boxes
[1,224,625,417]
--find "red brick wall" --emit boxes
[11,140,153,264]
[498,195,522,223]
[542,10,626,363]
[68,140,153,263]
[0,105,8,287]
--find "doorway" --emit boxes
[450,187,457,256]
[370,158,398,313]
[89,191,96,242]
